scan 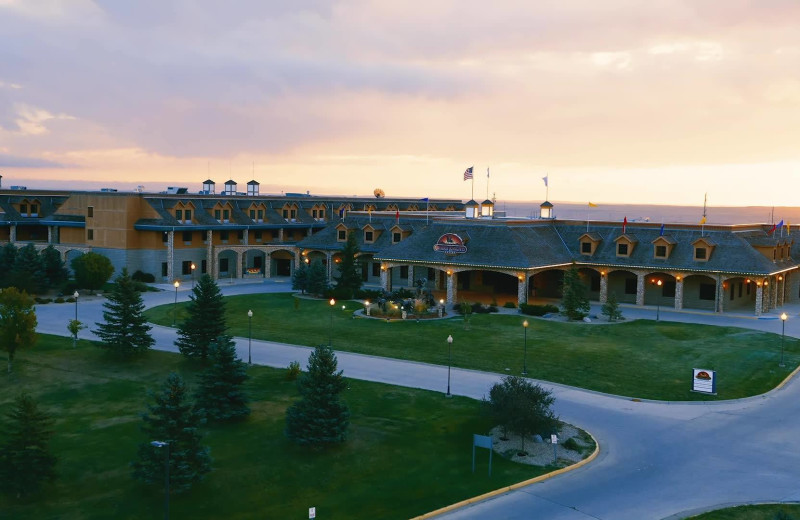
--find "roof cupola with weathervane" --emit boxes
[202,179,215,194]
[247,179,259,196]
[540,200,554,219]
[223,179,237,195]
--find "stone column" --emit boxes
[675,277,684,310]
[446,271,457,304]
[206,230,214,279]
[167,230,175,281]
[9,225,16,243]
[380,265,390,292]
[778,276,786,307]
[599,273,608,304]
[279,228,284,242]
[407,265,415,288]
[234,252,242,279]
[243,229,249,245]
[763,282,771,313]
[326,252,333,281]
[517,275,528,305]
[755,284,764,316]
[434,269,441,289]
[636,272,645,306]
[716,276,725,313]
[47,226,53,244]
[771,277,779,309]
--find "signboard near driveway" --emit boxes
[692,368,717,395]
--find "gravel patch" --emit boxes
[489,423,591,466]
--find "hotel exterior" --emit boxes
[2,183,796,316]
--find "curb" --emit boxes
[411,431,600,519]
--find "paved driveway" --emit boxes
[33,280,800,519]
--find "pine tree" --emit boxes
[132,372,211,493]
[40,245,69,289]
[0,287,37,374]
[175,274,227,360]
[306,258,329,297]
[334,231,362,298]
[561,265,590,320]
[194,336,250,422]
[292,260,309,294]
[285,345,350,446]
[602,292,623,322]
[94,268,154,356]
[0,394,57,498]
[0,243,18,289]
[10,243,45,294]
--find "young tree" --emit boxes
[71,252,114,293]
[486,376,558,455]
[0,288,37,373]
[10,243,45,294]
[175,274,227,360]
[132,372,211,493]
[292,260,309,294]
[334,231,362,298]
[561,265,590,320]
[602,292,623,322]
[305,258,329,297]
[285,345,350,446]
[40,245,69,288]
[194,336,250,422]
[94,268,154,356]
[0,394,57,498]
[0,243,18,289]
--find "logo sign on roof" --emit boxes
[692,368,716,395]
[434,233,467,255]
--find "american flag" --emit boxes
[463,166,474,181]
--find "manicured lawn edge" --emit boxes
[681,502,800,519]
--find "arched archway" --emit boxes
[606,269,638,304]
[683,274,718,311]
[643,272,677,307]
[530,269,564,300]
[270,249,295,277]
[577,267,602,302]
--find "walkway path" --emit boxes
[33,280,800,520]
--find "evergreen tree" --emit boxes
[94,268,154,356]
[561,265,590,320]
[40,245,69,288]
[306,258,329,297]
[285,345,350,445]
[194,336,250,422]
[0,243,18,289]
[292,260,309,294]
[132,372,211,493]
[0,287,37,374]
[334,231,362,298]
[0,394,57,498]
[10,243,45,294]
[601,292,623,322]
[175,274,227,360]
[71,252,114,293]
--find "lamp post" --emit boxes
[439,298,444,318]
[780,312,788,368]
[247,309,253,365]
[446,335,453,398]
[172,280,180,326]
[150,441,170,520]
[522,320,529,376]
[651,279,663,321]
[190,263,196,289]
[73,290,79,348]
[329,298,336,346]
[364,300,370,316]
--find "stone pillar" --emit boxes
[265,252,272,278]
[517,275,528,305]
[763,282,772,312]
[9,225,16,243]
[47,226,53,244]
[434,269,441,289]
[243,230,249,245]
[407,265,415,288]
[447,271,456,304]
[234,252,242,279]
[716,276,725,313]
[279,228,284,242]
[771,277,779,309]
[675,277,684,310]
[755,284,764,316]
[636,272,645,306]
[326,252,333,281]
[778,276,786,307]
[380,265,390,292]
[167,230,175,281]
[206,230,214,279]
[599,273,608,304]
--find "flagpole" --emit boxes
[471,175,474,201]
[486,167,490,201]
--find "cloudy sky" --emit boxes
[1,0,799,205]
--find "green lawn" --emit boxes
[690,504,800,519]
[0,334,559,520]
[146,293,800,401]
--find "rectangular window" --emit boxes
[219,258,229,273]
[220,231,229,242]
[20,203,27,215]
[663,281,676,297]
[175,209,183,221]
[318,209,324,218]
[617,243,629,256]
[182,261,192,275]
[201,260,207,274]
[730,283,735,300]
[747,282,751,295]
[30,204,38,215]
[393,232,401,243]
[655,245,667,258]
[250,209,256,219]
[214,209,221,221]
[738,282,743,298]
[283,209,289,219]
[312,209,318,218]
[237,230,244,241]
[87,206,94,218]
[222,209,229,221]
[400,266,409,279]
[372,263,380,277]
[162,232,168,243]
[695,247,707,260]
[699,283,715,300]
[161,262,168,277]
[87,229,94,240]
[338,230,346,241]
[365,231,374,242]
[182,231,192,243]
[257,209,263,221]
[290,209,297,219]
[184,209,191,221]
[624,278,637,295]
[581,242,592,254]
[255,230,263,242]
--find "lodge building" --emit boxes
[2,184,797,316]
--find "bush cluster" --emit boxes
[453,302,498,315]
[131,270,156,283]
[519,303,559,316]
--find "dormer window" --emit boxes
[20,203,28,215]
[655,245,667,258]
[393,232,401,243]
[617,243,629,256]
[692,237,715,262]
[337,229,346,241]
[695,248,707,260]
[614,233,637,258]
[365,231,374,243]
[652,235,676,260]
[176,209,183,221]
[581,242,592,254]
[30,203,38,216]
[578,233,602,256]
[214,209,221,221]
[222,209,229,222]
[184,209,191,222]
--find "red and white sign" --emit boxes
[433,233,467,254]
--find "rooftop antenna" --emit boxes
[486,167,490,200]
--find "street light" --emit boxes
[150,441,170,520]
[329,298,336,346]
[247,309,253,365]
[439,298,444,318]
[651,279,663,321]
[364,300,370,316]
[522,320,529,376]
[190,263,196,289]
[780,312,788,368]
[73,290,79,348]
[446,335,453,398]
[172,280,180,326]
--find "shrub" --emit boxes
[563,437,581,452]
[354,288,383,301]
[286,360,301,381]
[65,297,75,303]
[503,302,517,309]
[519,303,559,316]
[389,288,414,300]
[329,286,353,301]
[131,281,149,293]
[131,270,156,283]
[54,297,65,304]
[60,280,79,295]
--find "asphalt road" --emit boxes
[33,280,800,520]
